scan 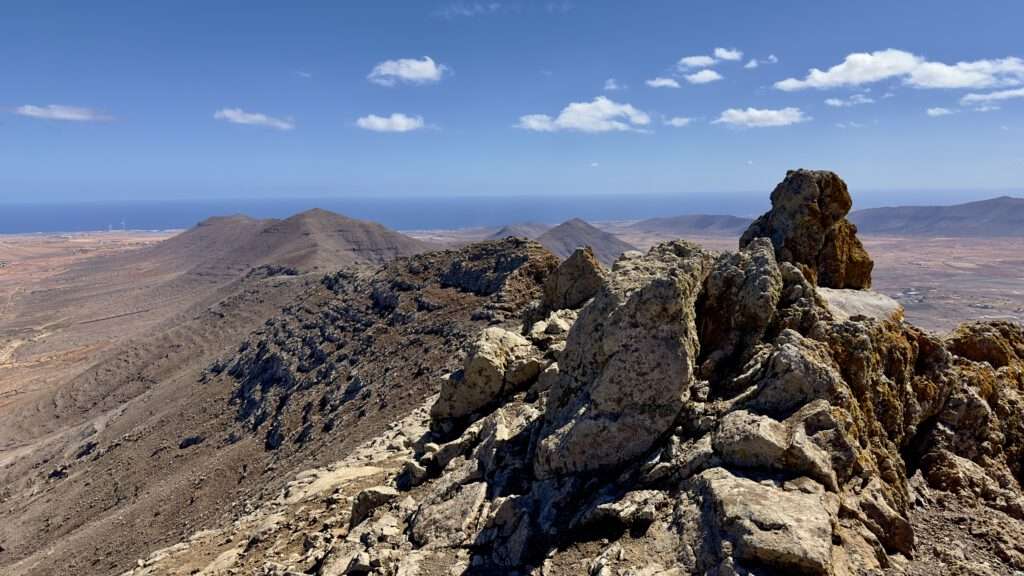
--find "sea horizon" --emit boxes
[1,188,1020,235]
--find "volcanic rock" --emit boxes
[534,241,714,478]
[741,169,874,289]
[541,246,607,311]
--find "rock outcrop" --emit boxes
[541,245,606,311]
[117,171,1024,576]
[741,169,874,289]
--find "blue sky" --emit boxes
[1,1,1022,203]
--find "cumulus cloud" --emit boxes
[15,104,110,122]
[214,108,294,130]
[824,93,875,107]
[664,116,692,127]
[356,113,425,132]
[775,49,1024,91]
[434,2,502,18]
[646,77,680,88]
[713,107,809,128]
[685,69,723,84]
[961,86,1024,105]
[517,96,650,133]
[678,55,717,69]
[603,78,624,91]
[744,59,759,69]
[926,107,954,117]
[368,56,448,86]
[714,47,743,61]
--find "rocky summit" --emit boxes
[118,171,1023,576]
[741,169,874,290]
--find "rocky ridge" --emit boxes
[120,171,1024,576]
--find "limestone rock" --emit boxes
[740,169,873,289]
[431,327,543,421]
[534,241,714,478]
[697,467,834,575]
[542,246,607,311]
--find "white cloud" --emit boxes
[517,96,650,133]
[664,116,692,127]
[213,108,294,130]
[435,2,502,18]
[646,77,680,89]
[835,121,865,129]
[824,93,875,107]
[713,107,809,128]
[603,78,624,91]
[744,59,758,69]
[15,104,110,122]
[714,47,743,61]
[678,55,717,69]
[961,86,1024,105]
[926,107,954,117]
[685,69,723,84]
[368,56,448,86]
[591,161,600,167]
[295,70,313,79]
[775,49,1024,91]
[767,54,779,64]
[356,113,425,132]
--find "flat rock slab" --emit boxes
[818,287,903,323]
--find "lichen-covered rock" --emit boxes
[740,169,873,289]
[541,245,607,311]
[430,327,543,421]
[533,241,714,478]
[946,320,1024,368]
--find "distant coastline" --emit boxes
[1,190,1016,235]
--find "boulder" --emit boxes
[431,327,542,421]
[697,467,835,575]
[740,169,873,289]
[542,246,607,311]
[350,486,399,528]
[534,241,714,478]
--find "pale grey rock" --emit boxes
[431,327,542,421]
[697,467,834,575]
[410,481,489,548]
[542,246,607,311]
[350,486,399,528]
[818,287,903,323]
[534,241,714,478]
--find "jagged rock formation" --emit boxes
[741,169,874,289]
[540,246,606,312]
[115,171,1024,576]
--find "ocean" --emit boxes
[0,194,771,234]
